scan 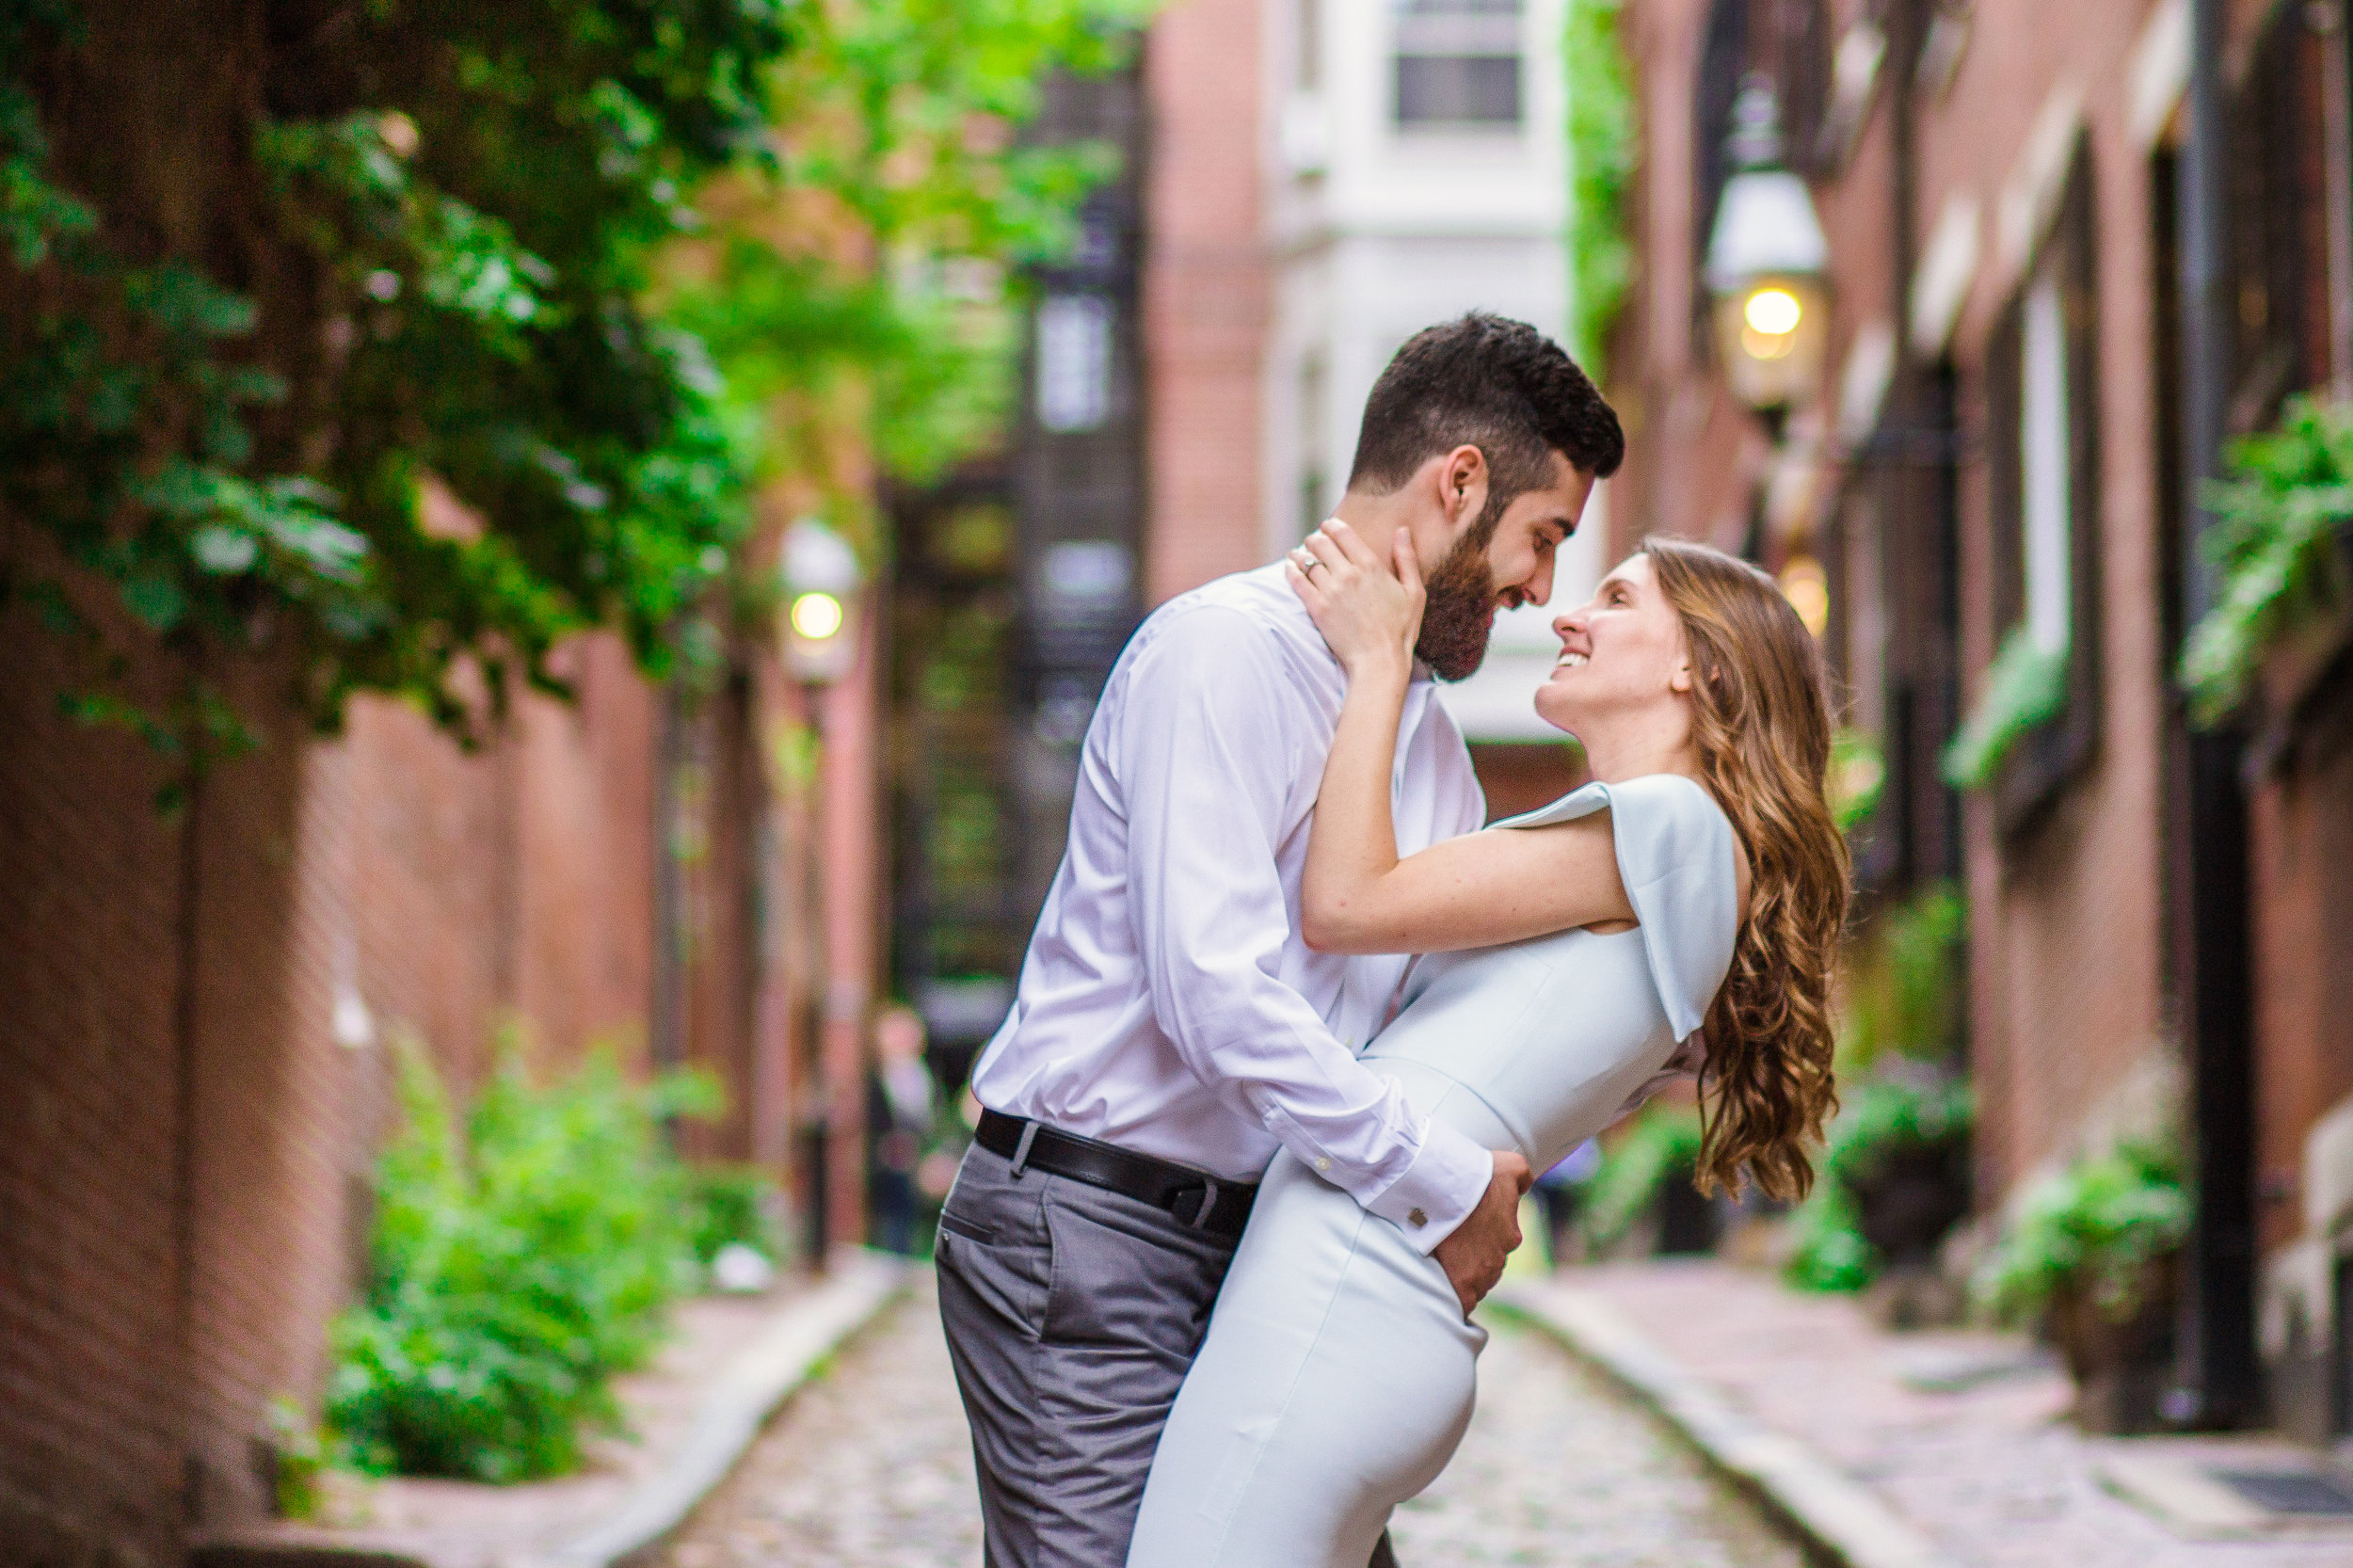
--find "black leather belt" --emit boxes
[974,1109,1258,1240]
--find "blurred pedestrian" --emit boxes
[870,1004,936,1256]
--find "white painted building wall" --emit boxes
[1261,0,1606,742]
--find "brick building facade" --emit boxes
[1,498,872,1559]
[1614,0,2353,1437]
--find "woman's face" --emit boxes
[1532,552,1692,737]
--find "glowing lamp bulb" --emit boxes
[791,591,844,640]
[1744,287,1803,336]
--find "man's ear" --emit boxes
[1441,444,1489,533]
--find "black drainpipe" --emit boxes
[2170,0,2261,1429]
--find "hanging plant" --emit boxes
[2178,393,2353,728]
[1940,626,2068,790]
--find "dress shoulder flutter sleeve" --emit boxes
[1489,775,1739,1044]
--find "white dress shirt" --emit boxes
[969,563,1495,1254]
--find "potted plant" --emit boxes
[1973,1141,2188,1432]
[1785,887,1974,1316]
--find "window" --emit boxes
[1035,295,1112,433]
[1394,0,1522,129]
[2228,2,2340,428]
[1980,137,2101,833]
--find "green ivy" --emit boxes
[2179,393,2353,728]
[2,0,793,776]
[2,0,1145,784]
[1562,0,1635,379]
[1940,626,2068,790]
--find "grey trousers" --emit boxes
[936,1140,1402,1568]
[935,1140,1236,1568]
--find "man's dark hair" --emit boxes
[1346,313,1624,504]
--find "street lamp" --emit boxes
[1705,77,1831,427]
[781,518,863,684]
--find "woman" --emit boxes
[1126,525,1849,1568]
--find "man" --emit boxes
[936,313,1625,1567]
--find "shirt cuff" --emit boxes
[1359,1117,1496,1256]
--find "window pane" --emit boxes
[2020,270,2072,655]
[1395,55,1522,125]
[1036,295,1112,433]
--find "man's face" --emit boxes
[1416,449,1594,681]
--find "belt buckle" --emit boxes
[1182,1176,1221,1229]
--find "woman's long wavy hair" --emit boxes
[1643,537,1849,1201]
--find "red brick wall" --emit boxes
[1,525,193,1564]
[0,508,760,1560]
[1142,0,1272,602]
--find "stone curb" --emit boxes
[1492,1279,1961,1568]
[193,1251,910,1568]
[531,1251,909,1568]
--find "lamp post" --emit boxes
[782,518,864,684]
[1704,77,1832,436]
[778,518,872,1267]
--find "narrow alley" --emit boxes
[656,1272,1810,1568]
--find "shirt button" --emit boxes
[1408,1208,1429,1227]
[1314,1156,1332,1173]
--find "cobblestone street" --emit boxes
[657,1270,1808,1568]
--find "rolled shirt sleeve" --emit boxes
[1113,607,1493,1253]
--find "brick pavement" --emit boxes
[659,1267,1811,1567]
[1570,1259,2353,1568]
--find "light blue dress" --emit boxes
[1126,775,1739,1568]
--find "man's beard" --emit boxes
[1414,497,1506,681]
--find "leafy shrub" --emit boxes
[1582,1103,1704,1249]
[2180,393,2353,725]
[1782,1070,1972,1293]
[1784,1178,1877,1292]
[681,1161,783,1269]
[1973,1141,2188,1329]
[328,1044,716,1481]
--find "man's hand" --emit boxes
[1432,1150,1532,1318]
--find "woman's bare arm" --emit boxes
[1286,520,1640,955]
[1303,810,1636,954]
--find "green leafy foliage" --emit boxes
[328,1044,719,1482]
[3,0,794,763]
[1973,1141,2188,1328]
[1562,0,1634,379]
[1828,728,1884,834]
[681,1161,785,1268]
[1582,1103,1704,1250]
[667,0,1151,524]
[1837,883,1965,1073]
[1784,1178,1876,1292]
[6,0,1143,777]
[2179,393,2353,727]
[1941,626,2068,790]
[1783,1071,1973,1294]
